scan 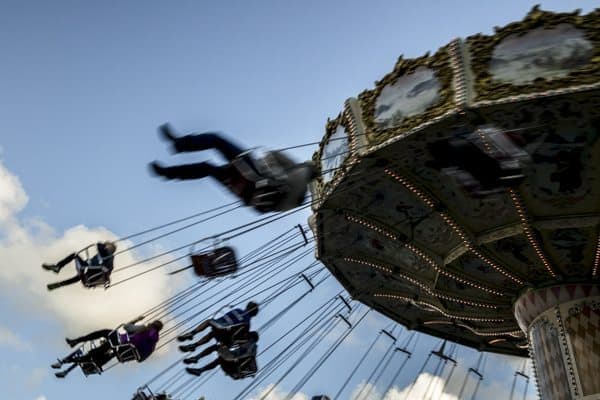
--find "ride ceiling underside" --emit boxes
[310,7,600,357]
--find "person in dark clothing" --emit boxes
[52,340,114,378]
[178,302,258,353]
[183,331,258,365]
[185,332,258,379]
[428,137,524,192]
[52,320,163,378]
[43,241,117,290]
[149,124,317,212]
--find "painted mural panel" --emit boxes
[489,24,592,85]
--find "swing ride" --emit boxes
[41,6,600,400]
[310,5,600,400]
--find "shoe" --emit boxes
[158,123,178,142]
[179,344,197,352]
[183,357,198,365]
[47,282,62,291]
[51,360,63,369]
[55,371,67,378]
[66,338,78,348]
[42,264,60,273]
[177,333,195,342]
[185,367,202,376]
[148,161,176,179]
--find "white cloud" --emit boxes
[249,384,309,400]
[34,396,47,400]
[351,368,537,400]
[382,373,459,400]
[0,159,183,339]
[349,374,459,400]
[0,161,28,223]
[0,325,32,351]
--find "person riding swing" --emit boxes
[52,320,163,378]
[177,301,259,353]
[42,241,117,291]
[149,124,318,213]
[185,332,259,379]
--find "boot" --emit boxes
[177,332,195,342]
[179,343,198,353]
[159,123,178,142]
[55,370,68,378]
[185,367,203,376]
[42,263,61,273]
[149,162,176,179]
[51,359,63,369]
[183,356,199,364]
[47,282,62,291]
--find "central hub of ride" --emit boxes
[310,7,600,399]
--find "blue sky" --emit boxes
[1,1,598,399]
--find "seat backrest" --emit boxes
[114,344,141,363]
[191,247,238,278]
[80,360,103,376]
[237,357,258,376]
[78,264,109,287]
[218,341,257,361]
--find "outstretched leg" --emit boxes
[66,329,112,347]
[185,358,220,376]
[47,275,81,291]
[177,320,212,342]
[150,162,229,183]
[52,348,83,368]
[179,331,215,352]
[183,344,218,364]
[43,253,84,273]
[54,363,77,378]
[168,132,245,162]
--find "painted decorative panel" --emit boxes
[489,24,592,85]
[530,317,572,400]
[564,303,600,396]
[321,123,350,184]
[374,67,441,129]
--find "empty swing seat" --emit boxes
[191,246,238,278]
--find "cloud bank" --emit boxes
[0,159,180,337]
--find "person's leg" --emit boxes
[67,329,112,346]
[183,344,218,364]
[177,320,212,341]
[54,363,77,378]
[52,349,83,368]
[179,330,215,353]
[150,162,229,183]
[171,133,245,161]
[185,358,220,376]
[47,275,81,291]
[42,252,77,273]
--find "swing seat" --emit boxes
[132,387,172,400]
[217,341,257,362]
[229,357,258,380]
[208,318,248,344]
[75,258,110,288]
[79,359,103,376]
[229,152,292,213]
[191,246,238,278]
[107,329,141,363]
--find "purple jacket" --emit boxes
[129,328,160,361]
